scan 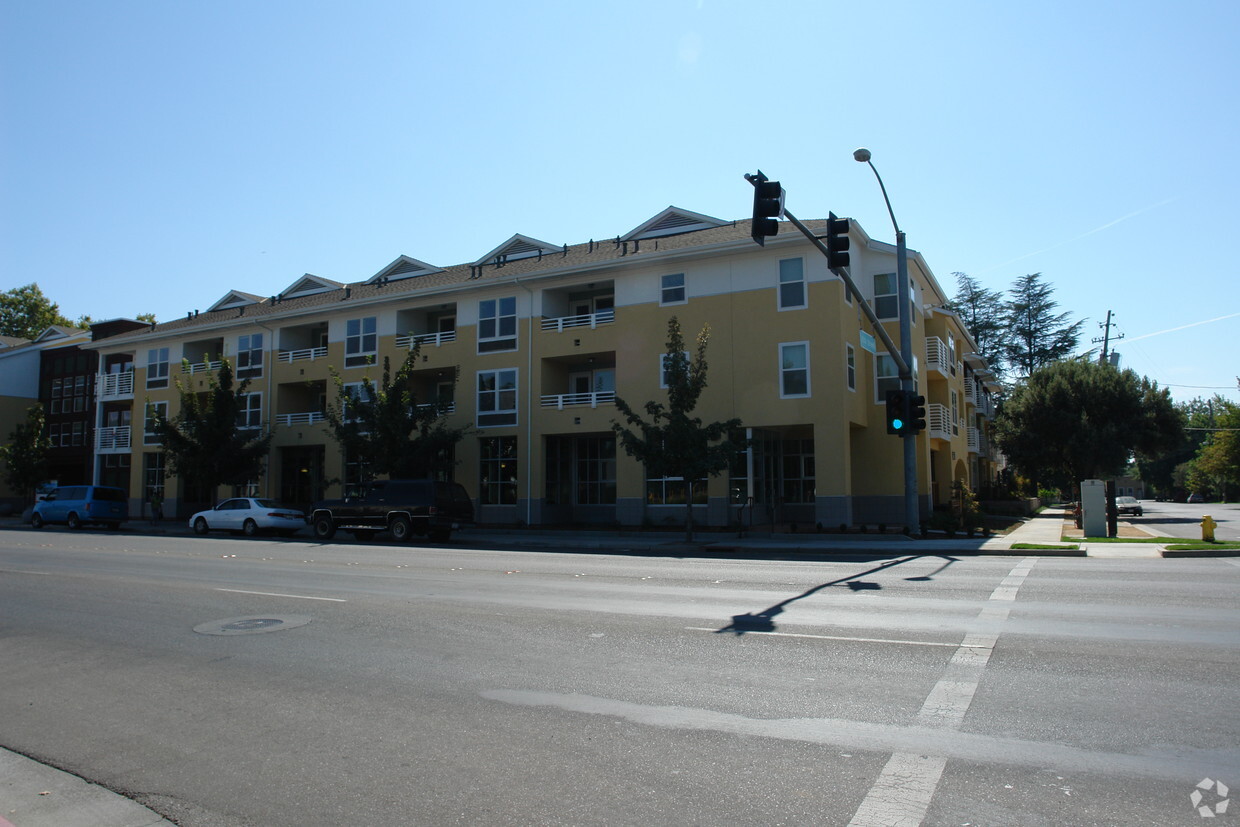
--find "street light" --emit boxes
[855,147,919,533]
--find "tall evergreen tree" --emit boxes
[1003,272,1084,378]
[0,404,51,505]
[149,359,274,506]
[611,317,745,542]
[947,271,1009,378]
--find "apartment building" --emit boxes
[84,206,1000,529]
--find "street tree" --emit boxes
[947,271,1009,379]
[0,284,73,340]
[1135,395,1220,497]
[0,404,51,505]
[995,360,1183,492]
[1004,273,1084,379]
[611,316,745,542]
[148,359,274,506]
[1189,397,1240,499]
[323,346,471,484]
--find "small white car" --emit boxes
[1115,496,1143,517]
[190,498,305,537]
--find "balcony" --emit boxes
[278,346,328,363]
[925,337,951,377]
[967,427,980,453]
[541,309,615,333]
[540,391,616,410]
[927,403,951,441]
[96,426,132,453]
[97,371,134,400]
[183,360,222,375]
[396,330,456,349]
[964,379,978,406]
[277,411,326,426]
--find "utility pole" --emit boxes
[1093,310,1124,366]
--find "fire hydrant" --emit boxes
[1201,515,1217,543]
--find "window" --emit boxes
[659,351,690,389]
[951,389,959,436]
[48,423,60,447]
[237,333,264,379]
[345,317,377,368]
[144,401,167,445]
[948,336,957,375]
[341,382,372,423]
[477,369,518,427]
[478,297,517,353]
[874,273,898,320]
[479,436,518,505]
[51,378,62,414]
[236,392,262,430]
[147,347,170,389]
[646,475,706,505]
[876,353,900,403]
[71,421,84,446]
[661,273,686,305]
[846,344,856,391]
[779,342,810,398]
[576,437,616,505]
[782,439,816,504]
[778,258,806,310]
[143,452,166,499]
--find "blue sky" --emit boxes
[3,0,1237,403]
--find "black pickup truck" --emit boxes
[309,479,474,543]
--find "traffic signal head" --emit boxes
[885,389,908,435]
[748,171,785,246]
[826,212,850,269]
[908,394,927,434]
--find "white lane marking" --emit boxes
[847,557,1037,827]
[215,588,346,602]
[685,627,976,648]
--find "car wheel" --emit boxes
[389,515,412,542]
[67,512,82,530]
[242,518,259,537]
[312,515,336,540]
[1135,509,1143,517]
[194,517,209,535]
[31,513,44,529]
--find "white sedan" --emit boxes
[190,498,306,537]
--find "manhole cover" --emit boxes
[193,615,312,636]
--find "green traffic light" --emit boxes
[892,418,904,430]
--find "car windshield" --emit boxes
[1118,497,1137,504]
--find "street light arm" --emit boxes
[864,160,901,236]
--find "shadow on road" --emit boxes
[716,554,957,635]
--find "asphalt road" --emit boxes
[1128,500,1240,542]
[2,527,1238,826]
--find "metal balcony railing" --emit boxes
[541,309,615,333]
[540,391,616,409]
[96,371,134,399]
[278,347,328,363]
[925,337,951,377]
[277,411,326,426]
[967,427,980,453]
[96,426,132,452]
[183,360,222,375]
[927,403,951,440]
[395,330,457,349]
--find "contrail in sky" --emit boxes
[983,196,1180,274]
[1125,311,1240,342]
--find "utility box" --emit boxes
[1081,479,1107,538]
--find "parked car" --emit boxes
[1115,496,1143,517]
[31,485,127,530]
[1187,492,1206,504]
[309,479,474,542]
[190,498,306,537]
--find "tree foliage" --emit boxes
[1003,273,1084,378]
[148,359,274,502]
[1187,397,1240,498]
[0,283,73,340]
[995,360,1183,490]
[0,404,50,504]
[611,317,745,541]
[323,347,470,483]
[947,271,1009,377]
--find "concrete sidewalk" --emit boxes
[0,748,171,827]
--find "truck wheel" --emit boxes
[389,515,413,542]
[312,515,336,540]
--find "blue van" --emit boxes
[31,485,128,530]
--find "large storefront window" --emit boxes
[479,436,518,505]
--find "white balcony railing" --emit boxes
[927,403,951,440]
[183,360,222,375]
[540,391,616,410]
[415,401,457,414]
[96,371,134,399]
[278,347,328,363]
[925,337,951,377]
[396,330,456,349]
[541,309,615,333]
[967,427,980,453]
[96,426,132,452]
[964,380,978,406]
[277,411,326,426]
